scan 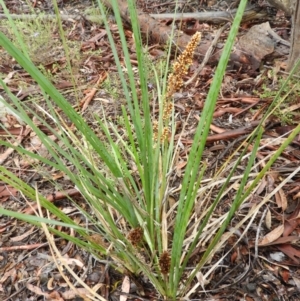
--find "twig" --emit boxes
[0,13,106,24]
[0,242,49,252]
[150,6,268,24]
[0,5,268,25]
[185,23,230,86]
[0,13,83,21]
[80,72,107,112]
[22,188,81,215]
[264,21,290,46]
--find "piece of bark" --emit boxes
[102,0,254,69]
[237,22,275,70]
[287,0,300,72]
[266,0,300,73]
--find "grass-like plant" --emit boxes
[1,0,300,299]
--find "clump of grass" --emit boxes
[1,17,65,71]
[0,0,81,85]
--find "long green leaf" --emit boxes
[170,0,248,296]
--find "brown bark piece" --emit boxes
[237,22,275,70]
[287,0,300,72]
[102,0,254,69]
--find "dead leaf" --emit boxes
[259,225,284,246]
[283,219,300,237]
[278,188,288,211]
[196,271,210,287]
[61,288,93,300]
[271,236,299,245]
[265,208,272,229]
[0,185,18,202]
[231,251,238,263]
[120,276,130,301]
[280,269,290,283]
[256,177,267,195]
[276,244,300,264]
[283,203,300,236]
[175,160,187,177]
[266,174,276,192]
[26,283,64,300]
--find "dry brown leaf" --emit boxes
[256,177,267,195]
[266,173,276,192]
[0,269,16,285]
[175,160,187,177]
[258,225,284,246]
[276,244,300,264]
[61,288,93,300]
[265,208,272,230]
[26,283,64,301]
[0,185,18,202]
[47,277,55,290]
[230,251,238,263]
[120,275,130,301]
[283,219,299,237]
[283,203,300,236]
[272,236,299,245]
[196,271,210,287]
[278,188,288,211]
[280,269,290,283]
[275,191,281,208]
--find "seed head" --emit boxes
[128,227,143,246]
[159,251,171,275]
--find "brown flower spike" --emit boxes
[164,31,201,102]
[157,32,201,140]
[159,251,171,275]
[128,227,143,246]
